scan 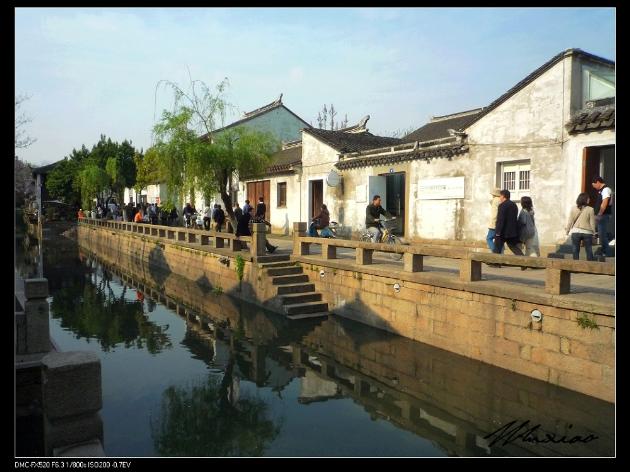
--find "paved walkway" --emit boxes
[266,235,615,298]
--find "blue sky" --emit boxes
[15,7,615,166]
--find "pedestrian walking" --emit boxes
[591,176,614,257]
[566,192,597,261]
[491,190,524,266]
[518,196,540,264]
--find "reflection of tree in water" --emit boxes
[151,357,281,457]
[49,265,172,354]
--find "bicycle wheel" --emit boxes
[387,235,404,260]
[360,233,373,243]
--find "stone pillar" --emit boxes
[41,351,103,456]
[21,279,50,354]
[403,253,423,272]
[459,257,482,282]
[546,268,571,295]
[322,242,337,260]
[251,223,267,258]
[293,222,308,256]
[356,248,373,265]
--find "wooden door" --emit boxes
[310,180,323,219]
[247,180,270,221]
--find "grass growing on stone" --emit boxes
[212,285,223,296]
[576,313,600,330]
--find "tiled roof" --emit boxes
[266,145,302,174]
[335,143,469,170]
[200,96,311,141]
[463,48,615,130]
[32,159,64,175]
[402,109,483,143]
[304,128,402,153]
[242,145,302,179]
[566,102,615,134]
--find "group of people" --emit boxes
[234,197,277,253]
[486,175,613,265]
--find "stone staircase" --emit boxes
[258,255,329,320]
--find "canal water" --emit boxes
[15,234,614,457]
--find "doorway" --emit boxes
[310,180,323,219]
[246,180,271,221]
[582,145,614,236]
[378,172,406,236]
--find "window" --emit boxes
[582,66,615,107]
[499,160,531,203]
[277,182,287,208]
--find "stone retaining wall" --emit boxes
[297,260,614,402]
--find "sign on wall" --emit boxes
[355,184,367,202]
[418,177,465,200]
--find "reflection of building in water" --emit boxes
[298,370,341,404]
[84,251,614,457]
[294,317,614,457]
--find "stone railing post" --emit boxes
[41,351,104,456]
[293,222,308,256]
[251,223,267,258]
[17,279,50,355]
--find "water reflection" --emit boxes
[17,234,614,457]
[150,358,281,456]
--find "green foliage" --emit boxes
[46,137,138,208]
[78,163,109,210]
[212,285,223,295]
[46,158,82,207]
[151,77,280,217]
[511,299,517,311]
[576,313,600,330]
[151,362,281,456]
[235,254,245,282]
[134,147,163,192]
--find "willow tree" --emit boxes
[152,77,280,222]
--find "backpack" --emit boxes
[519,210,536,242]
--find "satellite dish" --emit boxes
[326,170,341,187]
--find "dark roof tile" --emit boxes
[402,109,482,143]
[304,128,402,153]
[566,103,615,134]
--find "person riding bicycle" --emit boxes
[365,195,394,243]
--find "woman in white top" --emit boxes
[565,193,597,261]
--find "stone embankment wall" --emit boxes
[296,260,614,402]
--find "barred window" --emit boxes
[503,171,516,191]
[519,170,530,190]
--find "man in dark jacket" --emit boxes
[493,190,524,258]
[255,196,267,218]
[365,195,393,243]
[236,207,276,253]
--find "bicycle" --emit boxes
[360,218,404,261]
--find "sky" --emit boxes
[15,7,615,166]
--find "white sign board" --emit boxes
[418,177,465,200]
[355,184,367,202]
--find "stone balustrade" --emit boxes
[292,222,615,295]
[78,217,266,257]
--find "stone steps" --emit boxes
[256,254,291,263]
[256,258,330,318]
[284,301,329,315]
[286,312,329,320]
[271,274,309,285]
[276,283,316,295]
[266,266,304,276]
[280,292,322,305]
[258,261,297,269]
